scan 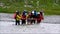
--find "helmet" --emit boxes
[32,11,34,14]
[16,10,18,13]
[16,10,19,13]
[16,10,20,14]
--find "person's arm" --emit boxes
[17,15,21,19]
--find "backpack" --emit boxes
[13,13,16,19]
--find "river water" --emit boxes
[0,13,60,34]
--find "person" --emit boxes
[14,10,21,25]
[37,12,41,24]
[33,10,38,24]
[21,10,27,25]
[27,11,31,25]
[23,10,27,16]
[30,10,36,24]
[40,9,44,20]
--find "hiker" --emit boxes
[33,10,38,24]
[40,9,44,20]
[27,11,31,25]
[21,10,27,25]
[14,10,21,25]
[30,10,37,24]
[37,12,41,24]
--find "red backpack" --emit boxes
[13,13,16,19]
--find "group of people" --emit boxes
[13,10,44,25]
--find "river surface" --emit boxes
[0,13,60,34]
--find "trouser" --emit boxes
[37,20,41,24]
[27,19,31,24]
[21,20,26,24]
[15,20,20,25]
[31,20,35,24]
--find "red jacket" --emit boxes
[40,12,44,20]
[37,14,44,21]
[37,14,41,20]
[21,15,26,20]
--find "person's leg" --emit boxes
[17,20,18,25]
[18,20,20,25]
[37,20,39,24]
[21,20,25,25]
[22,20,23,24]
[15,20,17,25]
[33,20,35,24]
[31,20,32,24]
[37,20,41,24]
[28,19,31,25]
[39,20,41,23]
[23,20,26,24]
